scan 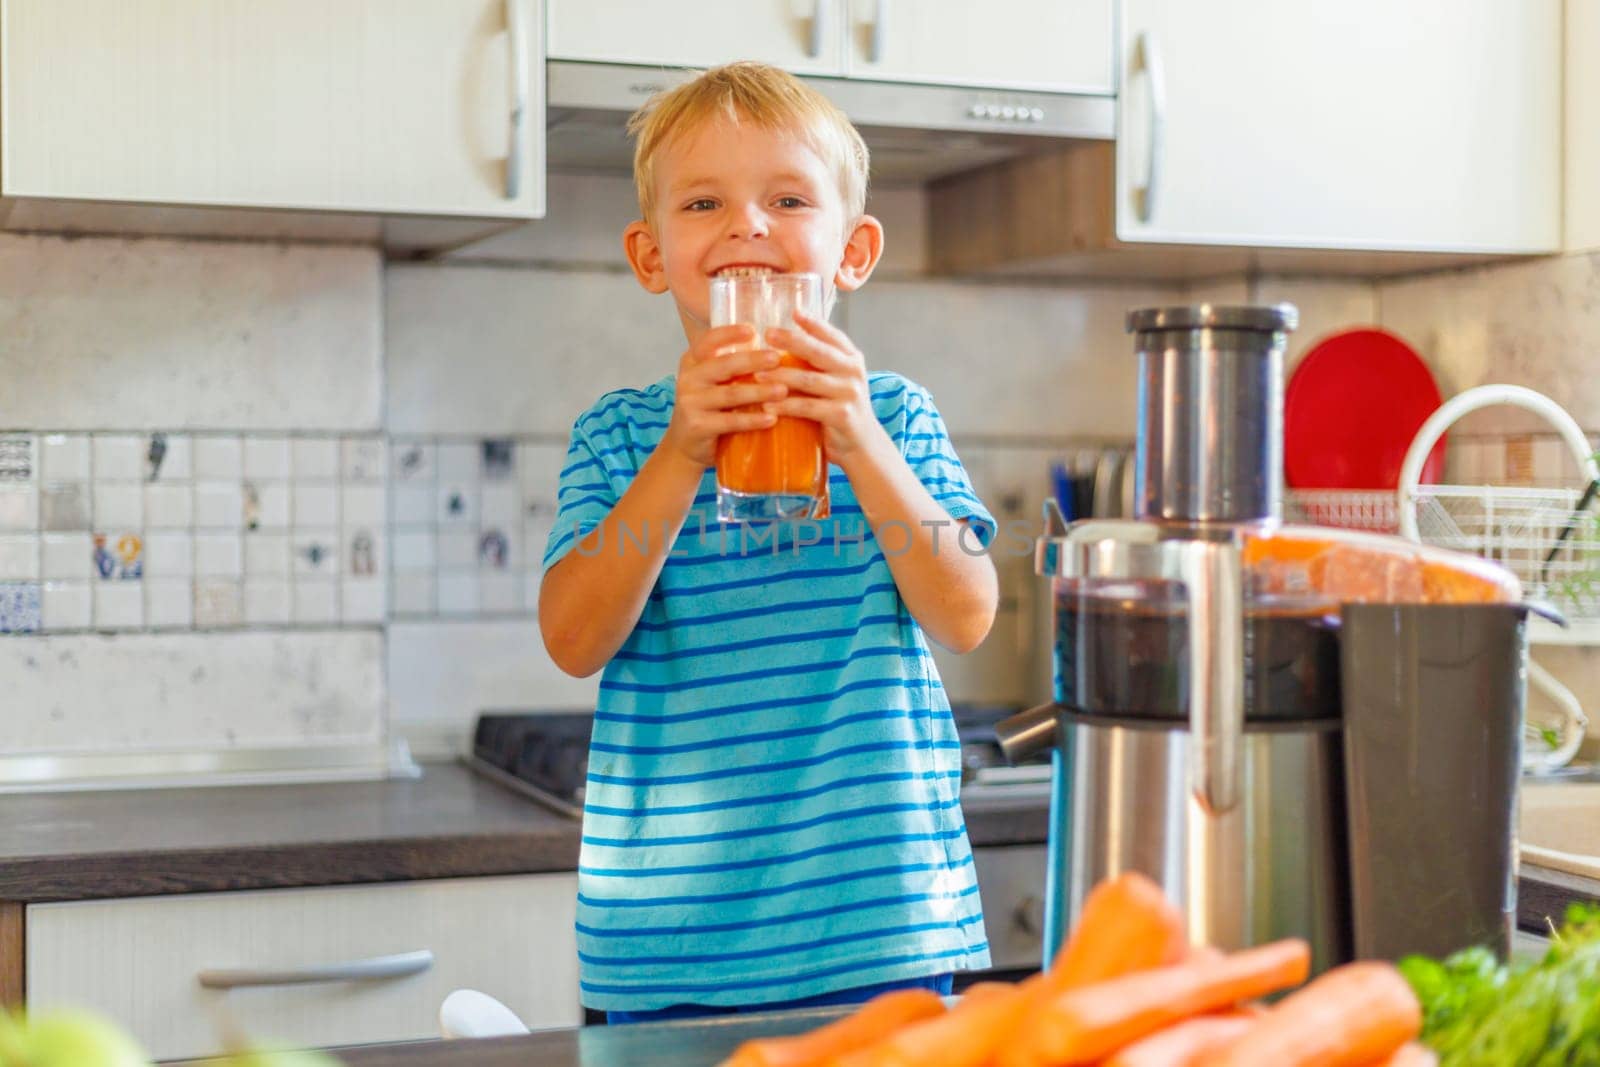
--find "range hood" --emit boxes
[545,60,1115,186]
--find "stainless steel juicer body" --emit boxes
[1000,303,1531,972]
[996,304,1351,966]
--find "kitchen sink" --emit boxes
[1521,778,1600,880]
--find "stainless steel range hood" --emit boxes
[545,61,1115,186]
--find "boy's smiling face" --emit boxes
[623,116,882,343]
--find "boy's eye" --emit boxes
[775,196,808,209]
[685,198,718,212]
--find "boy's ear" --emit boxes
[623,220,669,294]
[834,214,885,293]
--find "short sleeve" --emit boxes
[541,421,619,574]
[897,384,997,547]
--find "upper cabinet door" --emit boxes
[1,0,544,219]
[1115,0,1559,253]
[846,0,1114,94]
[548,0,845,76]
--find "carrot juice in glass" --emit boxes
[710,271,830,523]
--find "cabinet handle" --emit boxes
[197,950,435,990]
[1014,895,1047,938]
[505,0,530,201]
[1131,30,1166,224]
[807,0,831,59]
[869,0,890,63]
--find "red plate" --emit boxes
[1284,328,1445,490]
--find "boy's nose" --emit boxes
[725,204,770,240]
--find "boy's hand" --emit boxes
[659,324,789,469]
[760,312,894,469]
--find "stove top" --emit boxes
[462,704,1049,819]
[463,711,591,819]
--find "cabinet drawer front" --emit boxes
[26,874,578,1062]
[548,0,844,75]
[1,0,544,219]
[972,845,1048,970]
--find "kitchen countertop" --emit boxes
[170,1008,854,1066]
[315,1007,848,1067]
[249,865,1597,1067]
[1520,861,1600,931]
[0,764,1052,903]
[1,757,1588,926]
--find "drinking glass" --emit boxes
[710,272,829,522]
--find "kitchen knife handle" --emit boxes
[505,0,529,201]
[197,950,434,990]
[1131,30,1166,223]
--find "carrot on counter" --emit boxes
[950,981,1017,1005]
[1366,1042,1438,1067]
[1102,1013,1260,1067]
[832,973,1046,1067]
[1199,961,1422,1067]
[719,988,946,1067]
[1043,871,1188,992]
[999,938,1312,1067]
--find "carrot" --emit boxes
[956,981,1019,1004]
[833,973,1046,1067]
[1199,961,1421,1067]
[719,988,946,1067]
[1103,1013,1260,1067]
[1043,872,1188,992]
[999,938,1311,1067]
[1366,1042,1438,1067]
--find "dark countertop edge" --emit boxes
[0,770,1049,905]
[1519,862,1600,932]
[0,832,583,904]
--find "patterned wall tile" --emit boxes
[0,581,41,633]
[0,436,38,485]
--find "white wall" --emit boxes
[385,175,1173,753]
[0,235,386,761]
[1376,247,1600,745]
[1,174,1187,766]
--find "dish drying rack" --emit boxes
[1285,385,1600,773]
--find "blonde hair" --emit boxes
[627,61,870,224]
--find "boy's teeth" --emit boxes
[719,266,775,277]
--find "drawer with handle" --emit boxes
[25,873,578,1062]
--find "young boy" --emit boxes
[538,61,1000,1022]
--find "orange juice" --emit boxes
[715,352,828,513]
[709,272,828,521]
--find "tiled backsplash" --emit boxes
[0,431,389,633]
[388,437,562,619]
[0,430,583,634]
[7,177,1597,769]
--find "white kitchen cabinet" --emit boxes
[846,0,1114,94]
[1115,0,1560,253]
[1566,0,1600,251]
[25,874,579,1062]
[1,0,544,220]
[548,0,844,76]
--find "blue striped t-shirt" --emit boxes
[542,371,996,1011]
